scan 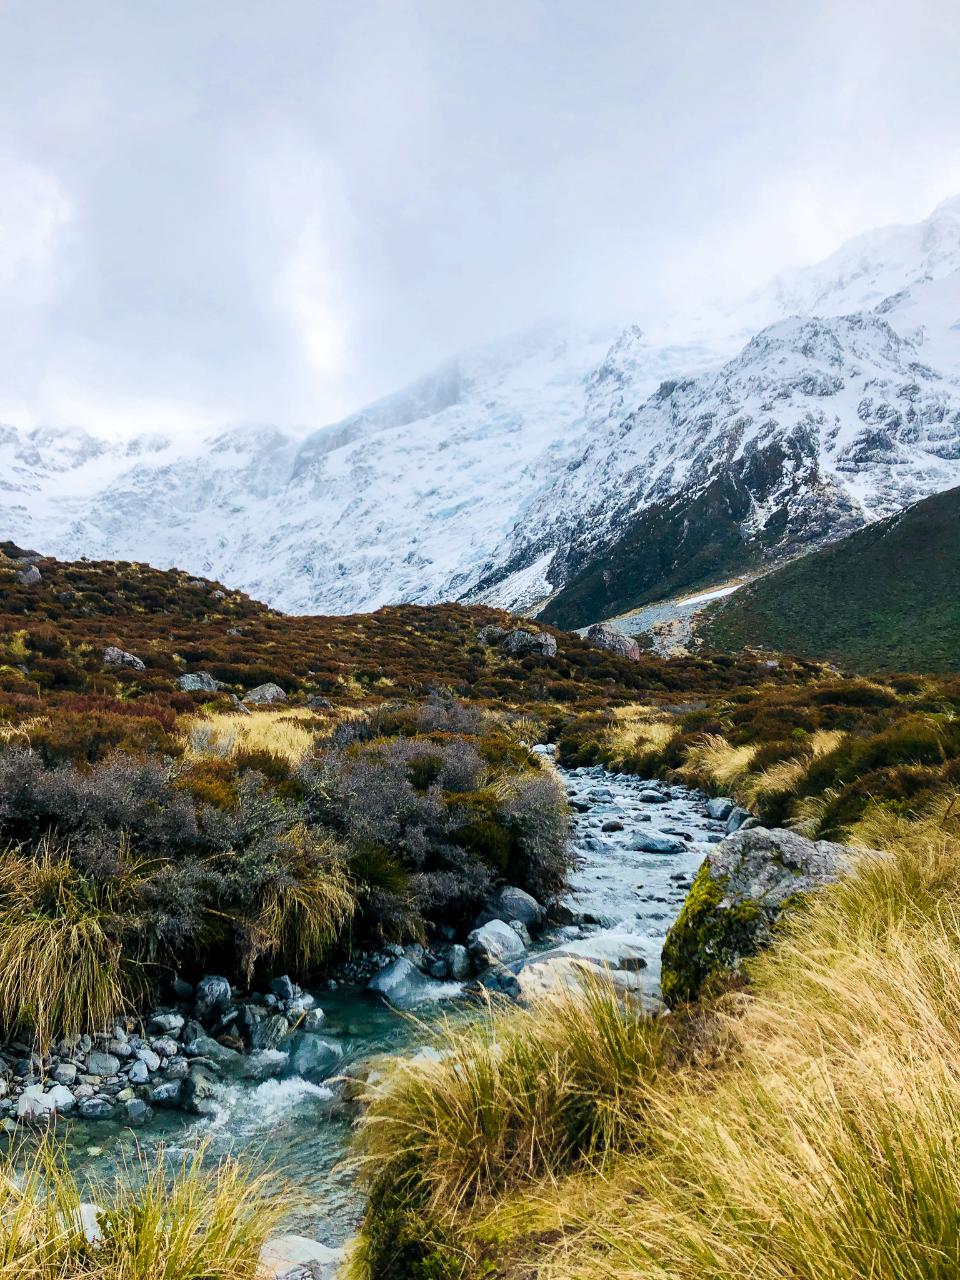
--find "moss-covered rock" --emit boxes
[661,827,863,1006]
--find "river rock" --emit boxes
[182,1067,218,1115]
[467,919,526,969]
[288,1035,343,1082]
[251,1013,290,1052]
[446,944,471,980]
[586,621,640,661]
[242,1049,289,1081]
[706,796,735,821]
[661,827,872,1006]
[260,1235,342,1280]
[127,1060,150,1085]
[78,1097,114,1120]
[725,805,753,834]
[53,1063,77,1085]
[475,885,545,930]
[85,1051,120,1077]
[183,1033,241,1067]
[367,958,438,1010]
[629,832,687,854]
[194,975,231,1022]
[150,1079,183,1107]
[135,1047,161,1071]
[125,1098,153,1126]
[148,1011,185,1035]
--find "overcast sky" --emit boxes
[2,0,960,437]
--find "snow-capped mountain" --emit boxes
[4,198,960,621]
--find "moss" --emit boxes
[661,862,763,1008]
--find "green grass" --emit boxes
[700,484,960,673]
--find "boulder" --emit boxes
[102,645,145,671]
[149,1079,183,1108]
[182,1033,241,1068]
[78,1097,114,1120]
[148,1011,185,1035]
[661,827,871,1007]
[725,806,753,834]
[288,1035,344,1082]
[127,1060,150,1085]
[367,958,439,1010]
[251,1013,290,1052]
[628,832,687,854]
[586,621,640,661]
[194,975,231,1022]
[446,944,471,980]
[467,919,526,969]
[270,975,296,1001]
[181,1067,218,1115]
[500,629,558,658]
[15,564,41,586]
[706,796,735,821]
[85,1051,120,1077]
[242,682,287,706]
[475,885,545,931]
[177,672,221,692]
[125,1098,153,1126]
[260,1235,342,1280]
[241,1050,289,1081]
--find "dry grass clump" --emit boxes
[678,733,758,792]
[353,816,960,1280]
[0,842,144,1049]
[604,705,677,768]
[739,727,844,810]
[183,708,325,764]
[0,1139,282,1280]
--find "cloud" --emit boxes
[0,0,958,436]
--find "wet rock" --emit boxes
[476,885,545,931]
[125,1097,153,1126]
[725,806,753,834]
[182,1067,218,1115]
[241,1050,289,1081]
[134,1047,161,1072]
[367,958,440,1010]
[467,919,526,969]
[637,789,668,803]
[447,944,471,980]
[194,976,231,1022]
[149,1037,179,1059]
[601,819,625,832]
[150,1079,183,1108]
[127,1060,150,1086]
[629,832,687,854]
[270,975,296,1001]
[288,1035,343,1082]
[148,1011,185,1035]
[183,1034,241,1068]
[78,1097,114,1120]
[251,1014,290,1052]
[706,797,735,821]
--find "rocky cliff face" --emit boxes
[5,199,960,621]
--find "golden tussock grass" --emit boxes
[352,810,960,1280]
[183,708,326,764]
[678,733,759,792]
[0,1139,284,1280]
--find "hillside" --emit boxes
[698,486,960,672]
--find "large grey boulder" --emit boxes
[706,796,735,821]
[15,564,41,586]
[177,672,222,692]
[242,682,287,706]
[662,827,872,1006]
[102,645,145,671]
[475,885,545,931]
[467,918,526,969]
[501,629,558,658]
[586,621,640,661]
[260,1234,343,1280]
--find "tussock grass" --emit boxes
[605,706,677,768]
[353,813,960,1280]
[352,977,677,1221]
[739,728,844,810]
[0,1139,282,1280]
[184,708,324,764]
[0,842,144,1048]
[242,823,355,980]
[678,733,758,792]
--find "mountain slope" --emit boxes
[5,198,960,620]
[697,485,960,672]
[530,302,960,627]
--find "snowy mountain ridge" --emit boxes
[4,198,960,621]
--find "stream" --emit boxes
[56,756,723,1251]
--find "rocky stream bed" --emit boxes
[4,752,741,1277]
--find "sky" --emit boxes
[1,0,960,438]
